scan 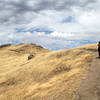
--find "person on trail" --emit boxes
[98,42,100,58]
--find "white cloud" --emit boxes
[0,31,97,50]
[0,0,100,50]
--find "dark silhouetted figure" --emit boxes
[98,42,100,58]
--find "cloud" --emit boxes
[0,0,97,25]
[0,30,97,51]
[0,0,100,50]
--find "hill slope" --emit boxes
[0,43,98,100]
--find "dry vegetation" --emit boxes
[0,43,97,100]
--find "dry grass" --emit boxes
[0,43,97,100]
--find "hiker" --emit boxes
[98,42,100,58]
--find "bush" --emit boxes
[0,44,11,48]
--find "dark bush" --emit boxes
[28,54,34,60]
[0,44,11,48]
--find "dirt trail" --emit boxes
[75,53,100,100]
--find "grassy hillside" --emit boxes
[0,43,97,100]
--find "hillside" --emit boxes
[0,43,98,100]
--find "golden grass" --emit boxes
[0,43,96,100]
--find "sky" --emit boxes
[0,0,100,50]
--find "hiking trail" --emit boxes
[75,53,100,100]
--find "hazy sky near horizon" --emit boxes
[0,0,100,50]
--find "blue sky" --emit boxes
[0,0,100,50]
